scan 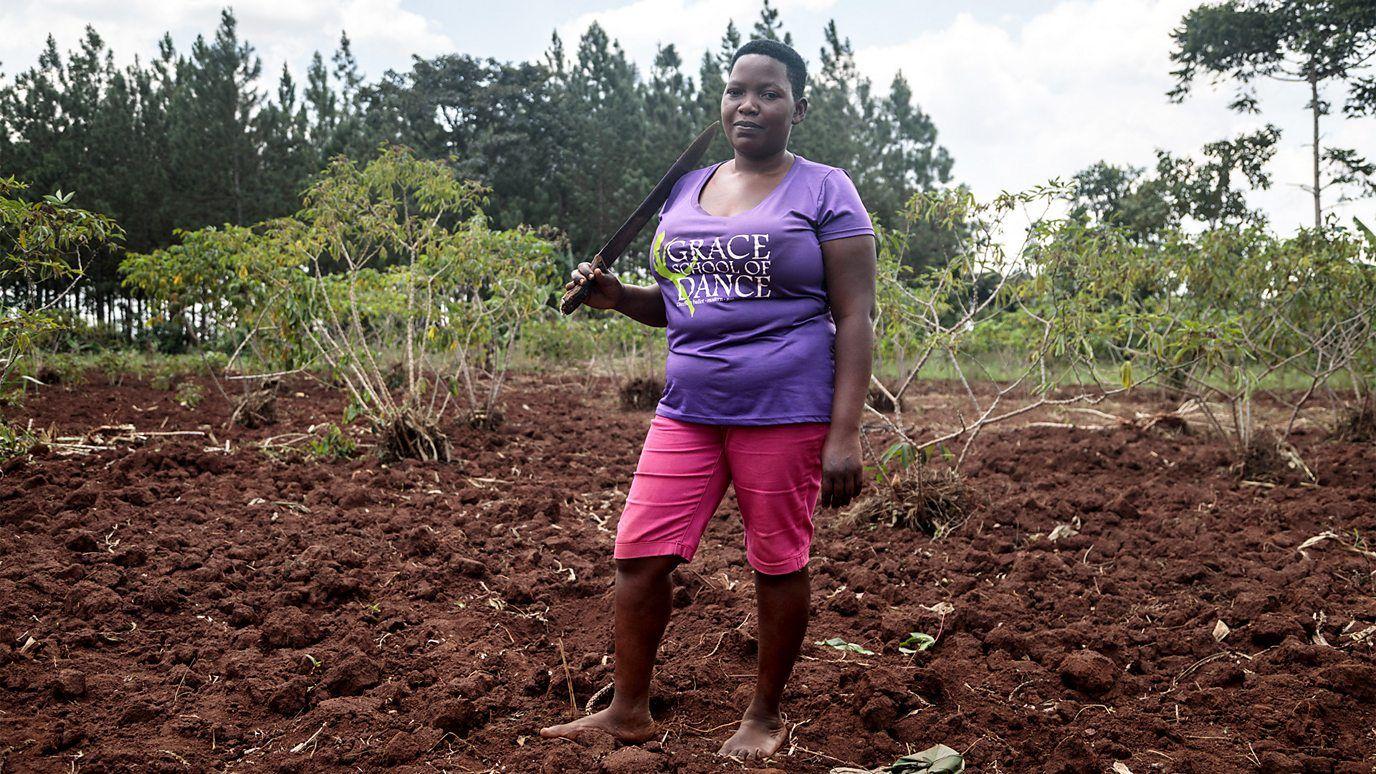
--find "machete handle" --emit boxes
[558,253,610,315]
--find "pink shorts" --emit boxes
[613,414,830,575]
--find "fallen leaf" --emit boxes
[921,602,955,617]
[1048,523,1079,541]
[1212,620,1231,642]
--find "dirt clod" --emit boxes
[378,729,440,765]
[1318,663,1376,703]
[40,722,83,753]
[432,698,482,734]
[53,668,87,699]
[1058,650,1117,696]
[601,746,664,773]
[267,678,310,715]
[321,652,383,696]
[259,607,322,649]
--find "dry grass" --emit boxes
[1239,429,1314,483]
[618,376,663,411]
[230,379,280,428]
[1332,398,1375,443]
[844,463,972,538]
[379,411,452,462]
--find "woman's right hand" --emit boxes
[566,259,624,310]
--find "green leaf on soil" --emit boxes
[898,632,937,654]
[890,743,965,773]
[816,637,875,656]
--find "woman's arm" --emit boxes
[819,233,877,508]
[567,261,667,328]
[614,283,668,328]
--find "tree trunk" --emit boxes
[1310,70,1322,229]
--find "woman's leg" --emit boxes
[539,555,680,742]
[718,421,829,760]
[542,415,731,741]
[719,565,809,759]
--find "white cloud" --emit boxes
[0,0,451,91]
[4,0,1370,240]
[853,0,1376,238]
[555,0,836,74]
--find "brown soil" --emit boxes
[2,370,1374,772]
[619,377,664,411]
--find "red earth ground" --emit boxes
[2,370,1374,773]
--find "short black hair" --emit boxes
[728,39,807,102]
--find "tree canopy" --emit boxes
[0,3,962,336]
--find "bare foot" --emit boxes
[717,713,787,761]
[539,706,656,743]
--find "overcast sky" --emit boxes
[3,0,1373,239]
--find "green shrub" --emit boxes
[174,382,204,408]
[0,421,42,461]
[1,176,123,396]
[94,350,143,386]
[305,423,357,460]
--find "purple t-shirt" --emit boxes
[647,153,875,425]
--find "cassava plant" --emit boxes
[865,182,1157,474]
[856,182,1161,535]
[1115,223,1376,478]
[1330,217,1376,441]
[121,223,305,425]
[599,311,668,411]
[1,177,122,397]
[525,255,669,409]
[264,144,557,460]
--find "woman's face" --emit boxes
[722,54,805,156]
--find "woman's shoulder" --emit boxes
[790,154,873,237]
[789,154,862,208]
[792,154,856,181]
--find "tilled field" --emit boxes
[2,371,1374,773]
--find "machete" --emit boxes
[559,121,720,315]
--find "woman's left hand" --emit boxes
[819,428,863,509]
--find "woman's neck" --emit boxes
[730,149,793,176]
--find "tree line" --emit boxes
[2,0,1372,343]
[0,2,957,337]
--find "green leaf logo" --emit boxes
[651,230,698,316]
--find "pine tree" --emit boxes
[329,32,369,160]
[556,22,652,252]
[792,20,860,168]
[646,43,701,160]
[165,9,264,228]
[255,64,315,218]
[305,51,337,154]
[753,0,794,46]
[696,20,743,158]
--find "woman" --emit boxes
[541,38,877,762]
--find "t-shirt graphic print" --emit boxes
[648,153,875,426]
[650,228,775,315]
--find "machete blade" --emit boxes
[559,121,720,315]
